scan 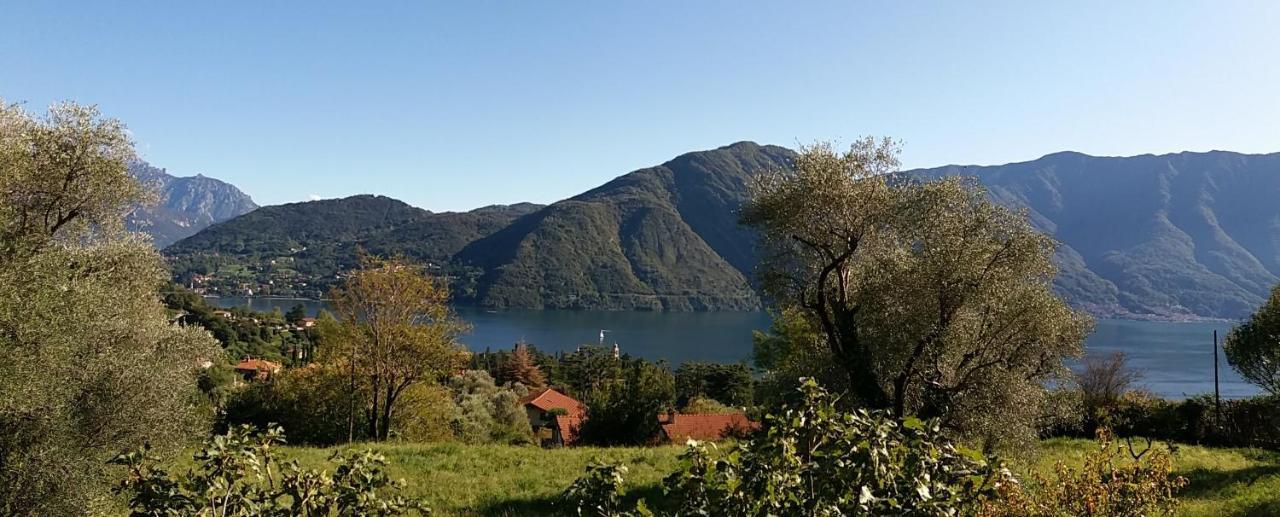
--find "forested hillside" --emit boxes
[455,141,794,310]
[914,150,1280,320]
[164,195,541,298]
[167,145,1280,319]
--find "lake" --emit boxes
[210,296,1256,400]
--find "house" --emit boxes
[520,388,585,446]
[212,310,233,319]
[233,358,282,382]
[299,317,317,328]
[657,412,758,443]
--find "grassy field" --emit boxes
[262,439,1280,516]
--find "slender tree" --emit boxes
[742,139,1091,445]
[325,256,469,441]
[499,340,547,388]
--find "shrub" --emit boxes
[110,424,428,515]
[577,360,676,446]
[674,362,753,407]
[681,396,735,414]
[565,379,1002,515]
[979,429,1186,517]
[446,370,533,444]
[222,364,361,445]
[560,463,650,517]
[392,383,456,443]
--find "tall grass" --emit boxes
[162,439,1280,516]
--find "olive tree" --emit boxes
[1225,284,1280,396]
[741,139,1091,446]
[325,255,470,441]
[0,101,219,514]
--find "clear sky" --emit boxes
[3,2,1278,211]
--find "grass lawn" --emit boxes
[277,442,684,515]
[1028,439,1280,517]
[258,438,1280,516]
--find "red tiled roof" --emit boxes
[521,388,585,418]
[554,414,583,445]
[660,413,758,442]
[234,358,281,373]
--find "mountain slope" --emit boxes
[456,142,794,310]
[164,195,541,298]
[913,150,1280,320]
[127,160,258,246]
[164,144,1280,319]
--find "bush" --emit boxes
[565,379,1002,515]
[111,424,428,515]
[564,380,1190,516]
[577,360,676,446]
[560,463,650,517]
[1044,388,1280,451]
[446,370,533,444]
[681,396,735,414]
[222,365,361,445]
[979,429,1186,516]
[674,362,753,408]
[392,383,456,443]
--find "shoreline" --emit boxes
[204,295,1238,323]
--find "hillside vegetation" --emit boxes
[166,144,1280,319]
[456,141,793,310]
[915,151,1280,320]
[165,196,541,298]
[217,439,1278,516]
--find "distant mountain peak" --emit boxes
[126,160,257,248]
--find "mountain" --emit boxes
[456,142,794,310]
[912,150,1280,320]
[127,160,258,247]
[166,143,1280,319]
[164,195,543,298]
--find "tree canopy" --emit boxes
[1225,284,1280,396]
[742,139,1091,446]
[324,255,470,441]
[0,101,218,514]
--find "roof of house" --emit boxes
[553,414,583,445]
[233,358,282,372]
[659,413,758,442]
[520,388,585,417]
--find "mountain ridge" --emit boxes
[165,144,1280,320]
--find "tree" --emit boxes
[559,345,624,397]
[577,359,676,446]
[675,362,753,408]
[325,255,469,441]
[1225,284,1280,396]
[0,101,219,514]
[498,340,547,388]
[741,139,1091,446]
[1077,351,1143,425]
[446,370,533,444]
[285,303,308,324]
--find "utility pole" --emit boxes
[1213,329,1222,426]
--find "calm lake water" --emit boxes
[211,296,1256,400]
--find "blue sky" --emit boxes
[3,2,1277,211]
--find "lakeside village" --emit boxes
[175,250,458,300]
[189,295,758,448]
